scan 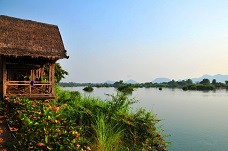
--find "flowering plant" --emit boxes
[3,97,91,151]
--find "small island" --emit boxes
[83,86,94,92]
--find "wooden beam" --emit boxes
[48,63,55,95]
[41,66,44,81]
[3,56,6,98]
[6,63,40,69]
[51,63,55,95]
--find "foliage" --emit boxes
[212,79,217,85]
[83,86,94,92]
[2,97,90,150]
[113,80,124,87]
[54,63,69,83]
[44,63,68,83]
[58,90,169,151]
[186,79,193,85]
[182,86,188,91]
[183,84,215,91]
[225,81,228,85]
[117,84,134,94]
[59,78,227,90]
[199,78,210,85]
[2,86,169,150]
[168,80,178,87]
[92,114,124,151]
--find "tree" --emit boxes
[200,78,210,85]
[113,80,123,87]
[186,79,193,85]
[225,81,228,85]
[44,63,69,83]
[212,79,217,85]
[54,63,69,83]
[168,80,178,87]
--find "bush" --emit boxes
[83,86,94,92]
[2,98,90,150]
[182,86,188,91]
[184,84,215,91]
[117,85,134,94]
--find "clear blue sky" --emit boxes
[1,0,228,83]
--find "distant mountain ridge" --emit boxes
[104,79,138,84]
[104,74,228,84]
[152,78,171,83]
[191,74,228,83]
[152,74,228,83]
[124,80,138,84]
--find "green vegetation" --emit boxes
[83,86,94,92]
[0,85,169,150]
[60,78,228,91]
[117,85,134,94]
[44,63,69,83]
[182,84,215,91]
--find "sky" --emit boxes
[0,0,228,83]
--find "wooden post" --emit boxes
[40,66,44,81]
[52,63,55,96]
[0,55,3,98]
[49,63,55,96]
[2,56,6,98]
[30,70,32,96]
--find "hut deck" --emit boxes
[5,81,55,100]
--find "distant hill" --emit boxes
[124,80,138,84]
[152,78,171,83]
[103,74,228,84]
[191,74,228,83]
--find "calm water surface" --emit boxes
[62,87,228,151]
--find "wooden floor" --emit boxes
[0,116,14,151]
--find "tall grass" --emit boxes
[92,114,124,151]
[56,85,169,150]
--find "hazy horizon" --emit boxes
[1,0,228,83]
[60,73,228,83]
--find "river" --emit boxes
[62,87,228,151]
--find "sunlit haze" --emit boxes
[1,0,228,83]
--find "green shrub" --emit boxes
[3,98,90,150]
[83,86,94,92]
[182,86,188,91]
[92,114,125,151]
[117,85,134,94]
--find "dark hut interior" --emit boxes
[0,15,68,99]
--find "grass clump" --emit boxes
[92,114,124,151]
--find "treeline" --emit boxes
[60,79,228,90]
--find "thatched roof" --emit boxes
[0,15,68,60]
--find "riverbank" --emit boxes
[0,86,169,150]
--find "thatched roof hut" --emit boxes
[0,15,68,99]
[0,15,68,61]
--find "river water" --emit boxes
[62,87,228,151]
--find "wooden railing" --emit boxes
[5,81,54,98]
